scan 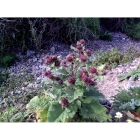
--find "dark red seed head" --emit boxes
[55,76,60,81]
[81,76,89,83]
[45,55,50,59]
[58,80,63,85]
[55,60,60,67]
[79,55,87,62]
[82,69,88,74]
[47,74,54,80]
[51,55,58,62]
[61,97,69,107]
[79,39,85,44]
[90,67,97,74]
[45,58,52,65]
[43,70,51,76]
[68,76,75,85]
[66,54,74,62]
[76,45,83,51]
[88,80,94,86]
[104,65,112,70]
[85,49,91,56]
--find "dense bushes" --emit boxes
[125,19,140,40]
[0,18,101,54]
[1,18,140,68]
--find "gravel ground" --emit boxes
[2,32,140,99]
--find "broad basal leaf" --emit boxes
[26,96,53,122]
[42,77,53,84]
[47,102,77,122]
[53,68,69,76]
[84,87,104,100]
[26,96,52,112]
[74,87,84,100]
[80,99,112,122]
[65,87,75,103]
[37,110,48,122]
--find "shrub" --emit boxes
[124,19,140,40]
[99,31,113,41]
[0,53,17,68]
[26,40,112,122]
[60,18,101,43]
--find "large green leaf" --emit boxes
[80,96,96,104]
[80,99,112,122]
[53,68,69,76]
[42,77,53,84]
[50,87,63,99]
[83,87,104,100]
[47,102,77,122]
[26,96,53,122]
[74,87,84,100]
[10,112,25,122]
[65,87,75,103]
[37,110,48,122]
[26,96,52,112]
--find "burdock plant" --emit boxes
[26,39,112,122]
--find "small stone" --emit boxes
[23,82,29,86]
[38,59,43,63]
[99,98,107,105]
[42,68,46,72]
[33,58,38,62]
[15,90,21,94]
[21,87,25,90]
[15,103,24,109]
[36,80,41,84]
[129,77,134,81]
[50,47,55,54]
[27,83,33,88]
[37,54,40,58]
[27,50,35,56]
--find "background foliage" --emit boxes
[0,18,140,68]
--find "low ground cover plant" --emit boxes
[93,47,140,68]
[26,40,112,122]
[118,64,140,82]
[112,87,140,122]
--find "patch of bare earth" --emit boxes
[96,57,140,99]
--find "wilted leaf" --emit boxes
[97,64,106,71]
[26,96,53,122]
